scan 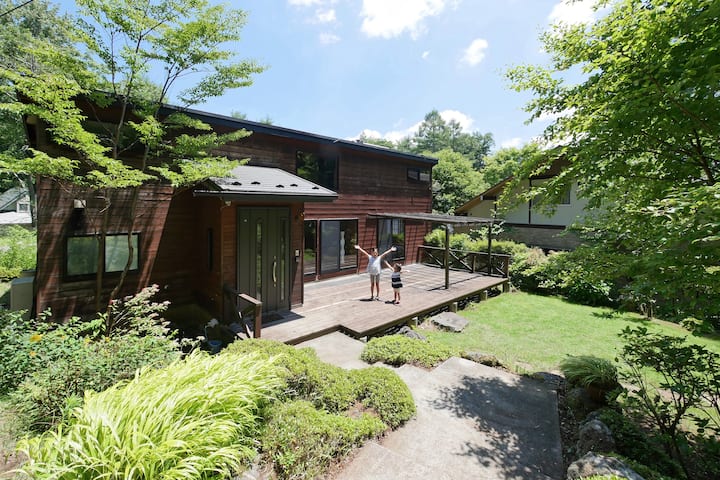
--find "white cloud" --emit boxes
[355,109,475,143]
[438,109,474,131]
[288,0,324,6]
[360,0,448,39]
[314,8,337,24]
[319,32,341,44]
[501,137,523,148]
[460,38,489,66]
[548,0,597,25]
[422,50,430,60]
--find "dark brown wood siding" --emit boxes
[34,178,173,319]
[213,133,434,281]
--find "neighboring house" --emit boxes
[25,101,437,322]
[456,160,587,250]
[0,186,32,226]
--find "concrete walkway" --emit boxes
[297,332,563,480]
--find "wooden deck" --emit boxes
[260,264,508,344]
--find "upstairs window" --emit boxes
[407,167,431,183]
[296,151,337,190]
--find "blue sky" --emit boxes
[56,0,601,151]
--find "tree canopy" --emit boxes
[0,0,264,314]
[431,149,486,214]
[507,0,720,323]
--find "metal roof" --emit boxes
[194,165,338,203]
[159,105,437,166]
[368,212,498,225]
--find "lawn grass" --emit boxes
[421,291,720,374]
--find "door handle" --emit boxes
[272,257,277,285]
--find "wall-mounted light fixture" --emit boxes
[70,199,86,230]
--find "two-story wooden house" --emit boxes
[27,102,437,324]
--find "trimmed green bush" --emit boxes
[226,338,416,425]
[361,334,458,368]
[262,400,385,479]
[18,351,281,479]
[349,367,415,429]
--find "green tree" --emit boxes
[404,110,494,166]
[432,149,486,214]
[506,0,720,324]
[0,0,76,224]
[481,143,539,186]
[0,0,264,319]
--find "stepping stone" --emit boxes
[430,311,469,332]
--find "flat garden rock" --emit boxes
[430,312,469,332]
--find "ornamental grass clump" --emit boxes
[18,350,281,480]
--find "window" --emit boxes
[303,220,317,276]
[319,220,357,274]
[407,167,431,183]
[17,202,30,213]
[296,151,337,190]
[559,189,571,205]
[66,233,139,278]
[378,219,405,260]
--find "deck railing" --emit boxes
[418,245,510,278]
[223,284,262,338]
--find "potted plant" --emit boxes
[560,355,620,404]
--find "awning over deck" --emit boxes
[368,211,497,227]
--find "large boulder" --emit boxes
[576,419,616,456]
[567,452,645,480]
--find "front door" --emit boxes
[237,207,290,314]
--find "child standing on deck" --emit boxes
[385,261,402,305]
[355,245,396,300]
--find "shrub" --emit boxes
[618,326,720,479]
[361,334,457,368]
[261,400,386,480]
[508,247,550,292]
[225,339,353,409]
[18,351,281,479]
[559,355,619,390]
[2,286,184,432]
[349,367,415,429]
[596,409,683,479]
[0,225,36,280]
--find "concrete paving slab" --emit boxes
[296,333,563,480]
[387,357,563,480]
[431,311,470,332]
[295,331,369,369]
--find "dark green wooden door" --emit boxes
[237,207,290,314]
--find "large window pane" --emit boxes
[304,220,317,276]
[378,219,405,260]
[319,219,358,274]
[339,220,357,270]
[320,221,340,273]
[66,236,98,276]
[296,151,337,190]
[105,233,139,272]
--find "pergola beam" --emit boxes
[367,212,502,290]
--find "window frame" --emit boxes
[377,218,405,261]
[318,218,358,275]
[65,232,141,280]
[296,150,338,190]
[407,167,431,184]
